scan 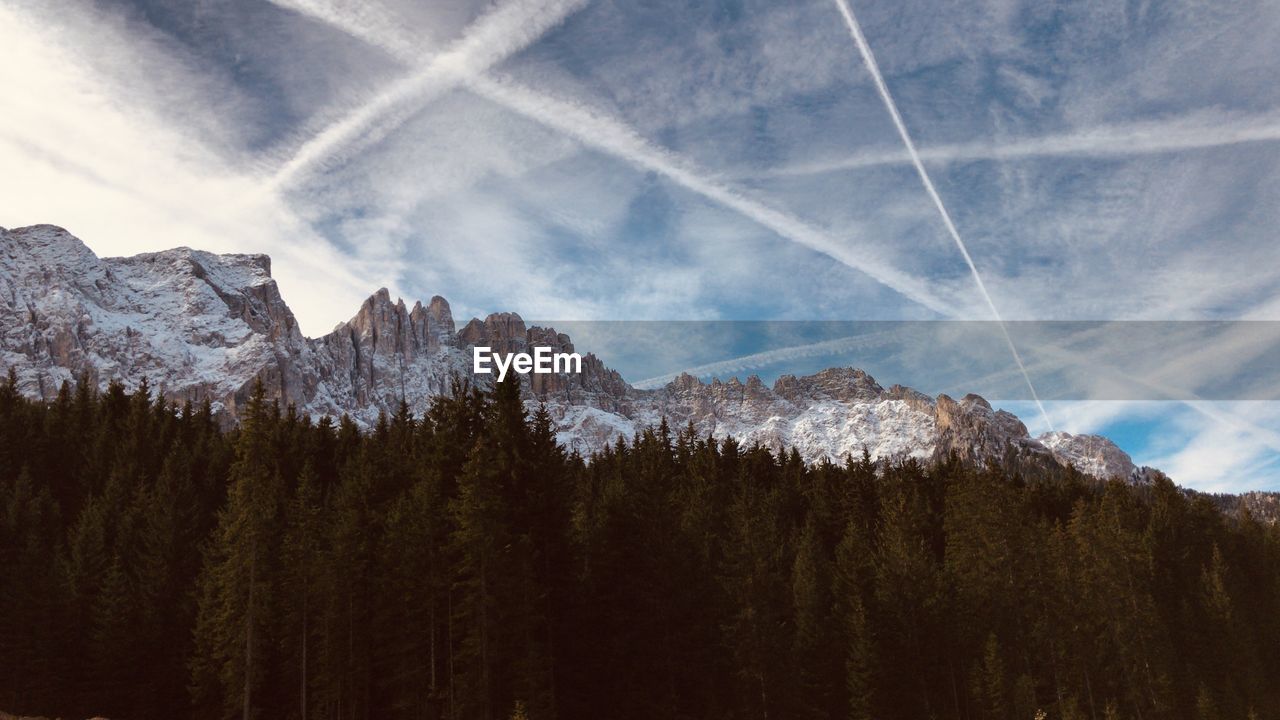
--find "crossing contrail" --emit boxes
[263,0,960,317]
[467,74,956,316]
[832,0,1053,431]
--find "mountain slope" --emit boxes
[0,224,1149,480]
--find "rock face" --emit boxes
[0,225,1149,480]
[0,224,306,415]
[934,393,1055,465]
[1038,431,1158,483]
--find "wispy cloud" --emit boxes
[265,0,592,191]
[266,0,424,60]
[994,326,1280,457]
[831,0,1051,429]
[0,1,391,332]
[6,0,1280,490]
[1146,402,1280,492]
[467,74,958,316]
[747,110,1280,180]
[264,0,963,317]
[631,327,910,389]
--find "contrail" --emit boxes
[832,0,1053,430]
[264,1,960,317]
[1026,338,1280,455]
[944,321,1280,456]
[467,74,957,316]
[747,111,1280,179]
[265,0,591,191]
[632,327,909,389]
[635,319,1280,463]
[267,0,420,59]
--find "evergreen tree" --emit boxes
[281,462,324,720]
[791,515,840,719]
[4,376,1280,720]
[0,467,62,712]
[192,381,284,720]
[451,437,512,720]
[834,521,874,720]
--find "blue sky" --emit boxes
[2,0,1280,491]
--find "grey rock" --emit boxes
[0,225,1156,481]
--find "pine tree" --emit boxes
[8,371,1280,720]
[322,446,379,720]
[978,633,1008,720]
[192,380,284,720]
[451,437,511,720]
[720,447,789,720]
[835,521,874,720]
[0,466,62,712]
[133,448,205,715]
[89,553,136,712]
[1196,684,1220,720]
[791,515,839,719]
[281,462,324,720]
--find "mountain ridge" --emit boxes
[1,224,1153,482]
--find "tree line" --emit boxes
[2,370,1280,720]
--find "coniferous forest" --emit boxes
[4,371,1280,720]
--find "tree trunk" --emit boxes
[301,587,309,720]
[480,550,491,720]
[244,548,256,720]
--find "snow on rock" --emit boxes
[1037,430,1157,483]
[1,224,302,412]
[0,225,1151,479]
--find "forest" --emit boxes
[2,370,1280,720]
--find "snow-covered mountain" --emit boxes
[1038,431,1160,485]
[1,224,1151,481]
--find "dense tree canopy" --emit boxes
[3,371,1280,720]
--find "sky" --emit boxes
[2,0,1280,491]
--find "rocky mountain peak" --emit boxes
[122,247,297,345]
[1,225,1165,485]
[458,312,528,354]
[1038,431,1146,482]
[418,295,455,349]
[934,392,1036,462]
[884,384,935,414]
[347,288,410,356]
[5,224,97,264]
[669,372,703,393]
[3,225,112,304]
[130,246,273,279]
[0,224,306,409]
[773,367,884,406]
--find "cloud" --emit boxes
[0,1,389,334]
[631,326,910,388]
[264,0,966,318]
[1145,402,1280,492]
[830,0,1051,429]
[7,0,1280,490]
[266,0,425,60]
[747,110,1280,180]
[466,74,959,317]
[1005,399,1280,492]
[265,0,592,191]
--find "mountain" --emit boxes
[1,224,1151,481]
